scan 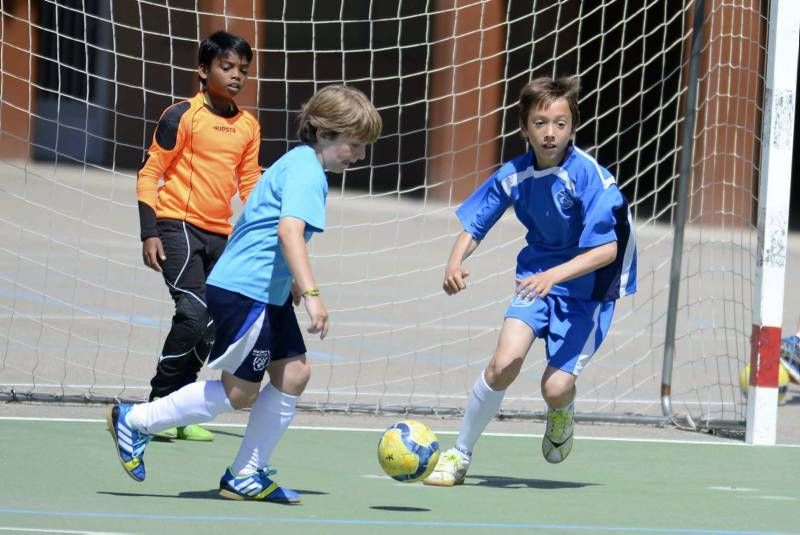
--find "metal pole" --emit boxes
[746,0,800,445]
[661,0,706,421]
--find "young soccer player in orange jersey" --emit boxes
[136,31,262,441]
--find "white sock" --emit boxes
[127,380,232,435]
[454,371,505,457]
[230,383,298,475]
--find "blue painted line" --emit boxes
[0,285,168,328]
[313,335,473,366]
[0,508,789,534]
[306,350,340,361]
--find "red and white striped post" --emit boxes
[747,0,800,445]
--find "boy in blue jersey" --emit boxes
[424,76,637,487]
[107,86,382,502]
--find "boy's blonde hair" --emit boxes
[518,76,581,129]
[297,85,382,145]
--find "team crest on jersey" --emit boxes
[556,190,575,210]
[251,349,271,371]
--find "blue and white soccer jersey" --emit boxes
[457,144,637,374]
[206,144,328,380]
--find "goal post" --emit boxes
[0,1,795,437]
[745,0,800,445]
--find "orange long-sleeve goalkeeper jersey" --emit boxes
[136,91,262,239]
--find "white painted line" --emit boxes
[3,415,799,447]
[0,385,733,407]
[0,528,129,534]
[707,486,758,492]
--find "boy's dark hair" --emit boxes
[197,31,253,84]
[518,76,581,129]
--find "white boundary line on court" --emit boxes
[0,383,741,407]
[2,416,798,448]
[0,528,128,534]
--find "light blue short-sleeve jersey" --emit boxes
[208,144,328,305]
[456,145,637,301]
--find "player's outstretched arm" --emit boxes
[278,215,329,339]
[515,241,617,300]
[443,231,480,296]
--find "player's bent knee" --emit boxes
[227,389,258,410]
[221,373,261,409]
[541,377,575,407]
[268,355,311,396]
[485,356,523,390]
[281,363,311,396]
[174,294,211,334]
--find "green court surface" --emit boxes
[0,418,797,535]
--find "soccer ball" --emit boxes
[377,420,440,483]
[739,362,790,402]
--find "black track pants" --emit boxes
[148,219,227,401]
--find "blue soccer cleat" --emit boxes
[106,403,151,482]
[219,466,301,503]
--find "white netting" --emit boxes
[0,0,773,428]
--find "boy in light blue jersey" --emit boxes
[107,86,382,502]
[425,76,637,487]
[207,142,328,306]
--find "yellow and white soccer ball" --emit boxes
[377,420,440,483]
[739,362,790,402]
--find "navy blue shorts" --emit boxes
[206,285,307,382]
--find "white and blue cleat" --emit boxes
[107,403,151,482]
[219,466,300,503]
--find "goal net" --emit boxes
[0,0,776,430]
